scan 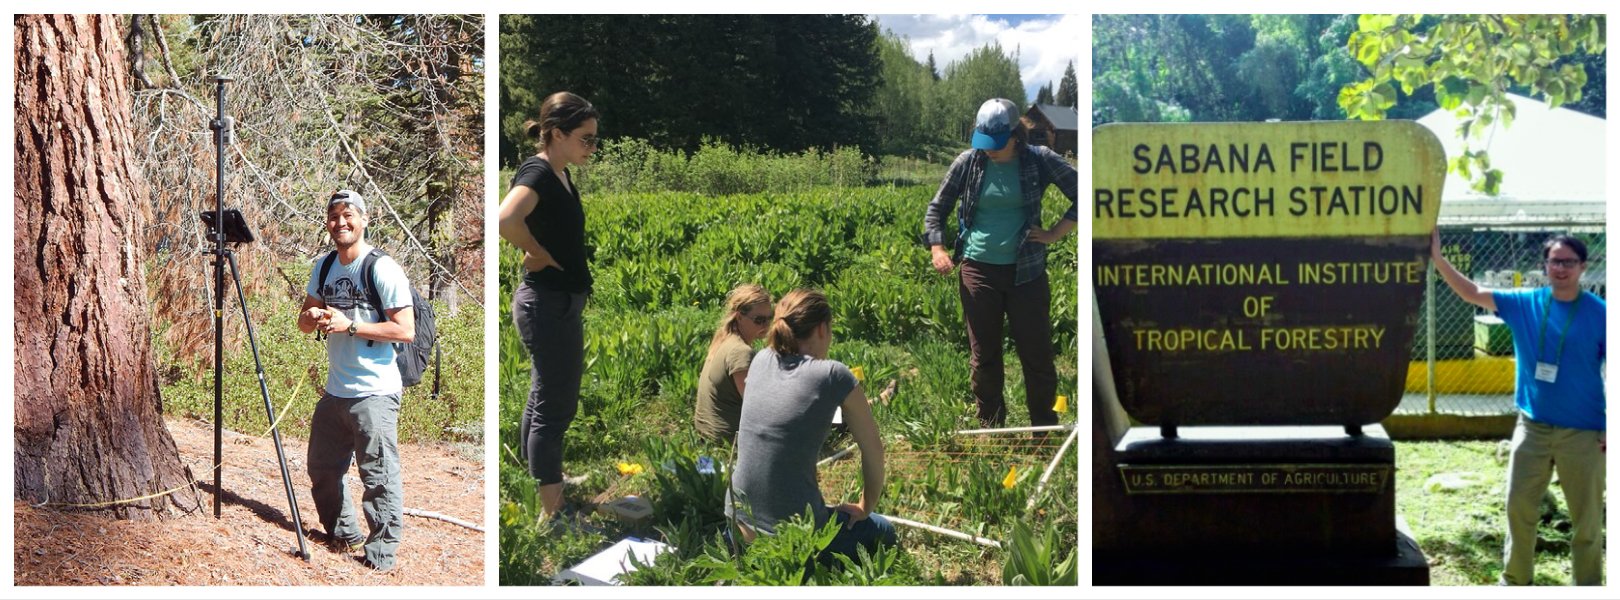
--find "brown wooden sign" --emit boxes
[1093,121,1444,426]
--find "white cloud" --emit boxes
[872,14,1080,103]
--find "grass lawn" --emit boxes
[1396,439,1598,586]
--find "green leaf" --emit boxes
[1547,79,1566,102]
[1450,154,1472,180]
[1372,81,1398,111]
[1359,14,1396,32]
[1393,54,1427,70]
[1355,35,1385,67]
[1481,168,1503,195]
[1436,89,1461,111]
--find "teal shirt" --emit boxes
[961,157,1024,265]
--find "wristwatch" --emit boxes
[347,322,358,337]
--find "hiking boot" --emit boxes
[315,531,364,554]
[357,554,396,573]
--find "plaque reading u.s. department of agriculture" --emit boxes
[1093,121,1445,426]
[1118,463,1393,494]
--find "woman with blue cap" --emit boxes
[923,98,1078,428]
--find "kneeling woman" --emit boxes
[726,289,895,562]
[694,284,774,444]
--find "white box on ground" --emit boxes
[553,538,671,586]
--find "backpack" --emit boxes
[318,249,437,388]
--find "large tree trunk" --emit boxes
[13,14,199,520]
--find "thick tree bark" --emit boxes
[14,14,199,519]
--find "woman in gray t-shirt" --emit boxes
[726,289,896,563]
[694,284,774,444]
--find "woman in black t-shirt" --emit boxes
[498,91,600,520]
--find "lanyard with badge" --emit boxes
[1534,289,1579,383]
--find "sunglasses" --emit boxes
[1546,258,1583,269]
[748,313,773,326]
[578,134,599,148]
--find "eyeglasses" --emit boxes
[578,134,599,148]
[1546,258,1584,269]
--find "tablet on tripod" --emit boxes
[200,208,255,244]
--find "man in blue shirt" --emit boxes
[1430,229,1605,585]
[297,190,416,572]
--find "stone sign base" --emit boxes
[1095,424,1429,585]
[1093,522,1428,585]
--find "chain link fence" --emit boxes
[1401,214,1606,417]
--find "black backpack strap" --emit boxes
[317,251,339,302]
[361,250,387,321]
[314,251,339,340]
[361,249,388,348]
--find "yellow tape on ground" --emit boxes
[40,480,203,509]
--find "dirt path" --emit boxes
[14,417,485,586]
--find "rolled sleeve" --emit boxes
[923,151,974,248]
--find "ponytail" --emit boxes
[529,91,600,152]
[766,289,831,355]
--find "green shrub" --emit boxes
[156,270,484,444]
[575,138,879,195]
[1002,519,1078,586]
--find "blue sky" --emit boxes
[982,14,1048,28]
[871,14,1080,103]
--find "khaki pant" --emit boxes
[1502,416,1604,585]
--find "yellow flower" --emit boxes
[1053,395,1068,414]
[616,462,643,476]
[1002,465,1018,489]
[850,366,866,384]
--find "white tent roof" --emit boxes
[1415,93,1605,222]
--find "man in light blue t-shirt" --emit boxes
[296,190,415,572]
[1430,230,1605,586]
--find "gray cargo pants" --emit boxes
[308,391,403,571]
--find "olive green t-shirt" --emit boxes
[695,336,754,442]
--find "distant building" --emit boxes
[1023,103,1078,156]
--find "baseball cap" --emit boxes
[971,98,1018,150]
[327,189,366,214]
